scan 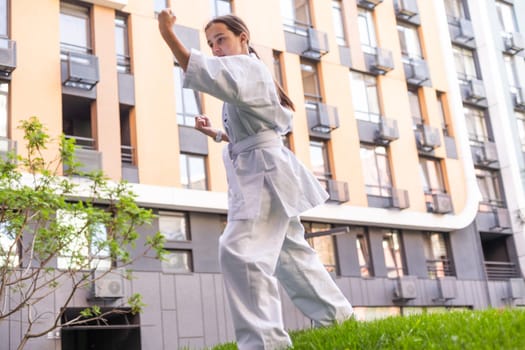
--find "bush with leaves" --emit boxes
[0,117,165,349]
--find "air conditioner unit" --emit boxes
[357,0,383,9]
[437,276,457,301]
[467,79,486,102]
[303,27,329,60]
[512,89,525,111]
[395,0,418,18]
[432,193,453,214]
[327,179,349,203]
[509,278,525,299]
[377,117,399,143]
[394,276,418,300]
[391,188,409,209]
[372,47,394,75]
[455,18,474,44]
[493,207,511,230]
[504,32,525,55]
[417,124,441,151]
[92,270,125,299]
[477,141,498,165]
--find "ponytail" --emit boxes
[249,46,296,112]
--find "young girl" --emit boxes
[158,10,353,350]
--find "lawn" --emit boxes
[208,308,525,349]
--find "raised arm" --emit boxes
[158,9,190,71]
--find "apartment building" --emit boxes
[1,0,525,349]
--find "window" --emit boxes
[60,2,91,55]
[495,0,517,35]
[62,96,95,150]
[332,0,346,46]
[120,107,136,166]
[360,144,392,197]
[423,232,454,279]
[350,71,380,122]
[180,153,208,190]
[452,45,478,81]
[57,210,110,270]
[382,230,406,278]
[0,0,7,38]
[211,0,232,16]
[154,0,168,14]
[304,222,337,274]
[162,249,193,273]
[115,14,130,74]
[419,157,446,206]
[0,221,18,267]
[464,106,489,144]
[397,23,422,60]
[476,169,505,211]
[444,0,467,22]
[309,139,331,189]
[354,227,373,277]
[408,88,424,126]
[174,64,201,126]
[436,92,451,137]
[503,55,521,100]
[0,82,8,153]
[281,0,312,35]
[357,8,377,54]
[159,212,189,241]
[273,51,284,86]
[301,59,322,104]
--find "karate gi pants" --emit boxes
[219,185,353,350]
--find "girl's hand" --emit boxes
[195,115,214,136]
[158,9,177,35]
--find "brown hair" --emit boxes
[205,15,295,111]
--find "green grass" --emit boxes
[208,308,525,350]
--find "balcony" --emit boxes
[63,135,102,174]
[121,145,139,183]
[484,261,520,280]
[426,259,455,279]
[0,38,16,78]
[61,51,100,90]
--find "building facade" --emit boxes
[1,0,525,349]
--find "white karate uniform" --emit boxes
[184,49,353,350]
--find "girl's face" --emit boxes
[205,22,249,57]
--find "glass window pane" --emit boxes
[154,0,168,13]
[0,82,7,138]
[382,230,404,278]
[309,140,329,178]
[162,250,193,273]
[332,0,346,46]
[60,4,90,52]
[159,212,188,241]
[0,221,18,267]
[180,154,189,187]
[188,155,207,190]
[215,0,232,16]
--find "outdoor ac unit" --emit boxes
[92,270,125,299]
[377,117,399,143]
[394,276,418,300]
[493,207,511,230]
[396,0,418,18]
[509,278,525,299]
[357,0,383,9]
[437,276,457,301]
[512,89,525,110]
[327,179,349,203]
[417,124,441,151]
[467,79,486,102]
[477,141,498,165]
[504,32,525,55]
[456,18,474,43]
[303,27,329,60]
[432,193,453,214]
[373,47,394,75]
[391,188,409,209]
[405,58,430,86]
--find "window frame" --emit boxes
[397,23,423,60]
[360,143,393,197]
[350,71,381,123]
[331,0,347,46]
[179,152,208,190]
[115,13,131,74]
[174,64,202,127]
[357,8,377,54]
[423,232,455,279]
[304,221,339,275]
[382,230,406,278]
[162,249,193,274]
[60,2,92,55]
[158,211,190,242]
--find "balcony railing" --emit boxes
[65,135,95,150]
[484,261,520,280]
[121,145,135,164]
[426,258,454,279]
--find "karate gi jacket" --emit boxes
[184,49,328,220]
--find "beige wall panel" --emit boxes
[131,14,180,186]
[93,7,121,180]
[374,0,406,83]
[172,0,213,30]
[235,0,287,52]
[418,0,449,92]
[345,1,367,71]
[125,0,157,18]
[310,0,339,65]
[10,0,62,163]
[379,77,427,211]
[322,62,368,205]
